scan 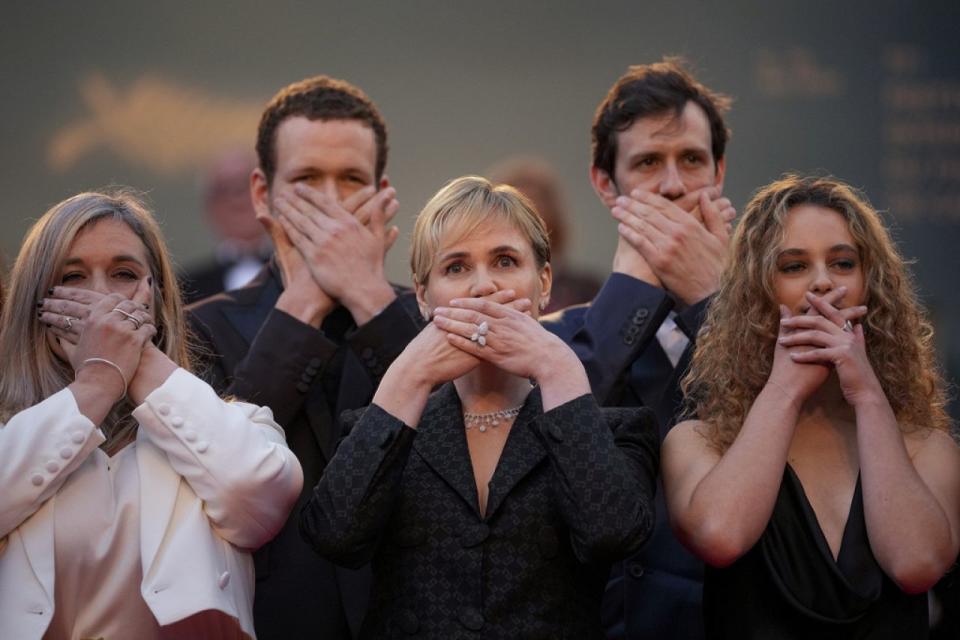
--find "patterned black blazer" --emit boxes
[300,383,659,639]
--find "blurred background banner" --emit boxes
[1,0,958,415]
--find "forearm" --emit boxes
[677,384,799,565]
[133,368,303,549]
[856,397,957,592]
[543,273,671,405]
[533,345,591,412]
[537,397,658,563]
[0,390,105,536]
[300,403,415,567]
[371,356,432,428]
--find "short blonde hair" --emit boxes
[410,176,551,286]
[0,190,191,450]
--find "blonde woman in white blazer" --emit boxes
[0,191,303,640]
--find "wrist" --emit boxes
[612,238,660,287]
[342,279,396,326]
[764,378,803,413]
[276,287,333,328]
[74,359,127,403]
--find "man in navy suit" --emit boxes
[542,58,735,639]
[188,76,422,640]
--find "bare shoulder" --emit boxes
[663,419,722,469]
[904,426,960,463]
[664,419,714,451]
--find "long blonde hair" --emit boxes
[0,190,191,451]
[683,175,950,452]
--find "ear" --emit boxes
[590,166,619,208]
[414,281,432,321]
[536,262,553,315]
[251,168,271,222]
[713,156,726,194]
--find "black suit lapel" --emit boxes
[221,264,282,345]
[413,384,482,518]
[483,388,547,520]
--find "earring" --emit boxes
[420,307,432,322]
[538,300,547,311]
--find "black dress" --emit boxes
[703,465,927,639]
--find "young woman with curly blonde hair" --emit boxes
[662,174,958,638]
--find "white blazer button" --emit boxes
[184,430,198,442]
[171,416,184,428]
[218,571,230,589]
[31,474,44,486]
[71,431,85,444]
[45,460,60,473]
[157,404,171,416]
[196,441,209,453]
[60,448,73,459]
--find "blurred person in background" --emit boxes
[489,155,601,312]
[180,148,272,303]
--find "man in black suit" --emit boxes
[542,59,735,639]
[188,76,422,640]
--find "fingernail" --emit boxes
[47,288,54,295]
[36,301,42,307]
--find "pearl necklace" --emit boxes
[463,406,523,432]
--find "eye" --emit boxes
[61,271,84,284]
[443,261,465,275]
[635,157,658,169]
[495,255,517,268]
[113,269,139,280]
[779,262,805,274]
[832,259,857,271]
[683,153,705,166]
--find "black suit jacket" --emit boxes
[301,385,659,639]
[542,273,710,640]
[187,260,422,640]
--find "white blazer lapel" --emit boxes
[136,431,180,577]
[19,498,56,612]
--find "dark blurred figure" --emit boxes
[489,155,601,312]
[180,148,271,303]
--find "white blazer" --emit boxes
[0,368,303,639]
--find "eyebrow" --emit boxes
[63,254,146,267]
[437,245,523,262]
[776,243,858,258]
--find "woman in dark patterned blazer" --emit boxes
[300,176,659,639]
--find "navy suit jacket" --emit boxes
[542,273,710,640]
[187,260,423,640]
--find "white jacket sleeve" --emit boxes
[0,389,106,538]
[132,368,303,549]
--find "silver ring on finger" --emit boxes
[112,307,143,329]
[64,316,74,331]
[842,320,853,333]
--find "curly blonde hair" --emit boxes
[682,175,951,452]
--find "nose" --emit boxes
[658,161,686,200]
[316,177,340,201]
[809,264,834,295]
[469,268,497,298]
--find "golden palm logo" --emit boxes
[48,73,264,175]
